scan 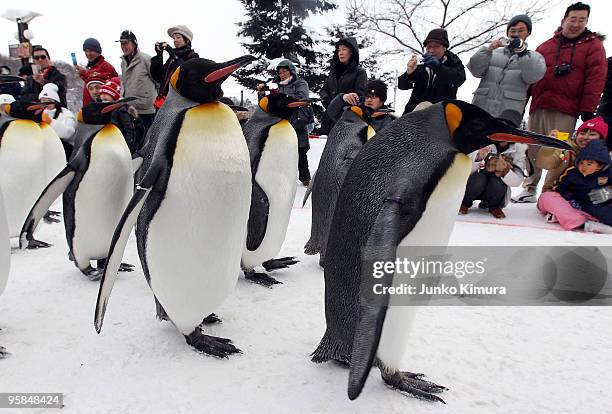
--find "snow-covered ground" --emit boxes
[1,139,611,413]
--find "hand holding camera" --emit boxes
[507,37,526,54]
[422,53,440,69]
[343,92,360,106]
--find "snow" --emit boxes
[1,139,611,413]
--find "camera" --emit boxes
[554,63,572,76]
[258,82,278,93]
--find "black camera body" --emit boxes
[554,63,572,76]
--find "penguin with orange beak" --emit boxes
[94,56,257,357]
[20,98,137,280]
[310,100,573,402]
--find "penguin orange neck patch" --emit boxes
[259,96,269,113]
[444,103,462,136]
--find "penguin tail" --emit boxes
[311,331,352,366]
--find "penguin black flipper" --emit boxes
[19,166,75,249]
[346,197,417,400]
[245,181,270,251]
[95,185,152,333]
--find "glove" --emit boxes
[164,44,176,59]
[589,186,612,204]
[422,54,440,69]
[580,112,596,122]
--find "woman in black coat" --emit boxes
[319,37,367,135]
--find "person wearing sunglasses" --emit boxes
[19,45,68,107]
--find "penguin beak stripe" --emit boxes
[204,63,241,83]
[489,132,574,150]
[27,104,45,111]
[101,103,123,114]
[287,101,308,108]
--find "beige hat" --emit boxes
[167,25,193,43]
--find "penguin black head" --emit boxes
[170,55,256,103]
[349,105,394,125]
[442,100,573,154]
[258,93,318,120]
[76,98,137,125]
[0,75,23,85]
[4,100,45,122]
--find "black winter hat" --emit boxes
[507,14,533,35]
[117,30,138,45]
[365,79,387,102]
[83,38,102,54]
[576,140,611,165]
[423,28,449,48]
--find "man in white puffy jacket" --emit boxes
[39,83,77,159]
[467,14,545,127]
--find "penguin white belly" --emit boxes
[40,123,67,184]
[72,125,132,263]
[0,120,45,237]
[0,186,11,295]
[377,154,472,370]
[242,120,298,269]
[146,104,251,335]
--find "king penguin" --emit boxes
[304,105,388,267]
[241,93,316,287]
[310,101,573,401]
[20,99,136,279]
[0,101,46,237]
[94,56,256,358]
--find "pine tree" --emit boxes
[235,0,336,92]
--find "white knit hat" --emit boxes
[167,25,193,42]
[39,83,60,103]
[0,94,15,105]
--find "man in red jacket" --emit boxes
[73,38,118,106]
[514,2,607,203]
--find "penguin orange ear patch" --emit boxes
[170,67,181,90]
[350,106,364,119]
[259,96,269,113]
[445,103,462,136]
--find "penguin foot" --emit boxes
[262,256,298,271]
[84,267,104,281]
[43,210,61,224]
[245,270,283,287]
[119,262,135,272]
[25,238,52,249]
[185,331,242,358]
[201,313,222,325]
[0,346,9,359]
[381,369,448,404]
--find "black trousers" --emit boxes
[462,171,508,209]
[298,147,311,182]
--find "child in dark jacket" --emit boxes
[538,140,612,233]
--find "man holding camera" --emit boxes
[468,15,545,128]
[397,28,466,114]
[515,2,607,203]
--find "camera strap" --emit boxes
[555,38,577,67]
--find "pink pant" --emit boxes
[537,192,597,230]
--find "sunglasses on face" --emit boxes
[33,55,48,60]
